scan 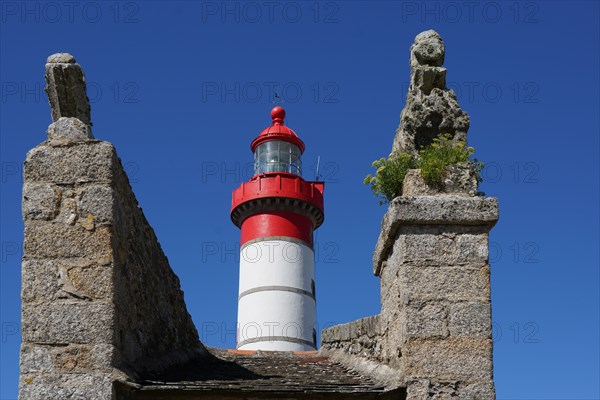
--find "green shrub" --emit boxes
[364,152,415,205]
[418,134,477,186]
[364,134,484,204]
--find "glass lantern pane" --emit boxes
[253,140,302,176]
[279,141,291,155]
[291,144,301,159]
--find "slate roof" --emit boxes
[117,347,405,399]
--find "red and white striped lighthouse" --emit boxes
[231,106,325,351]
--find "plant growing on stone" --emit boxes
[364,152,415,205]
[418,134,483,187]
[365,134,484,204]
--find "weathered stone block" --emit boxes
[22,260,113,303]
[389,230,488,267]
[19,373,113,400]
[448,302,491,338]
[391,196,498,225]
[24,141,115,184]
[403,301,448,339]
[321,315,382,346]
[397,265,491,302]
[67,265,113,300]
[52,345,96,373]
[52,344,113,373]
[363,315,382,338]
[78,185,114,224]
[22,260,61,302]
[24,223,112,260]
[320,326,335,343]
[22,302,114,344]
[22,183,61,221]
[402,338,493,380]
[20,344,53,373]
[20,343,114,374]
[47,117,93,141]
[339,322,352,341]
[321,323,345,344]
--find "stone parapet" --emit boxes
[320,315,402,387]
[321,315,383,361]
[19,136,202,399]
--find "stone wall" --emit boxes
[19,54,202,400]
[320,316,402,387]
[321,316,382,362]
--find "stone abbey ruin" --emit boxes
[19,30,499,399]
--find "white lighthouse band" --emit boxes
[237,238,316,351]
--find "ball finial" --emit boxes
[271,106,285,125]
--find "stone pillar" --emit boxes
[321,32,499,398]
[19,54,202,400]
[374,195,498,399]
[374,30,499,399]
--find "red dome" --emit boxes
[250,106,305,153]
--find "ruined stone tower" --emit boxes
[19,30,498,399]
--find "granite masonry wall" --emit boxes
[19,54,203,400]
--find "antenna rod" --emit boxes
[315,156,321,181]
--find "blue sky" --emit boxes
[1,1,599,399]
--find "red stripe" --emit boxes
[240,211,313,246]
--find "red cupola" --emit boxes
[250,106,305,153]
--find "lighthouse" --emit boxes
[231,106,325,351]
